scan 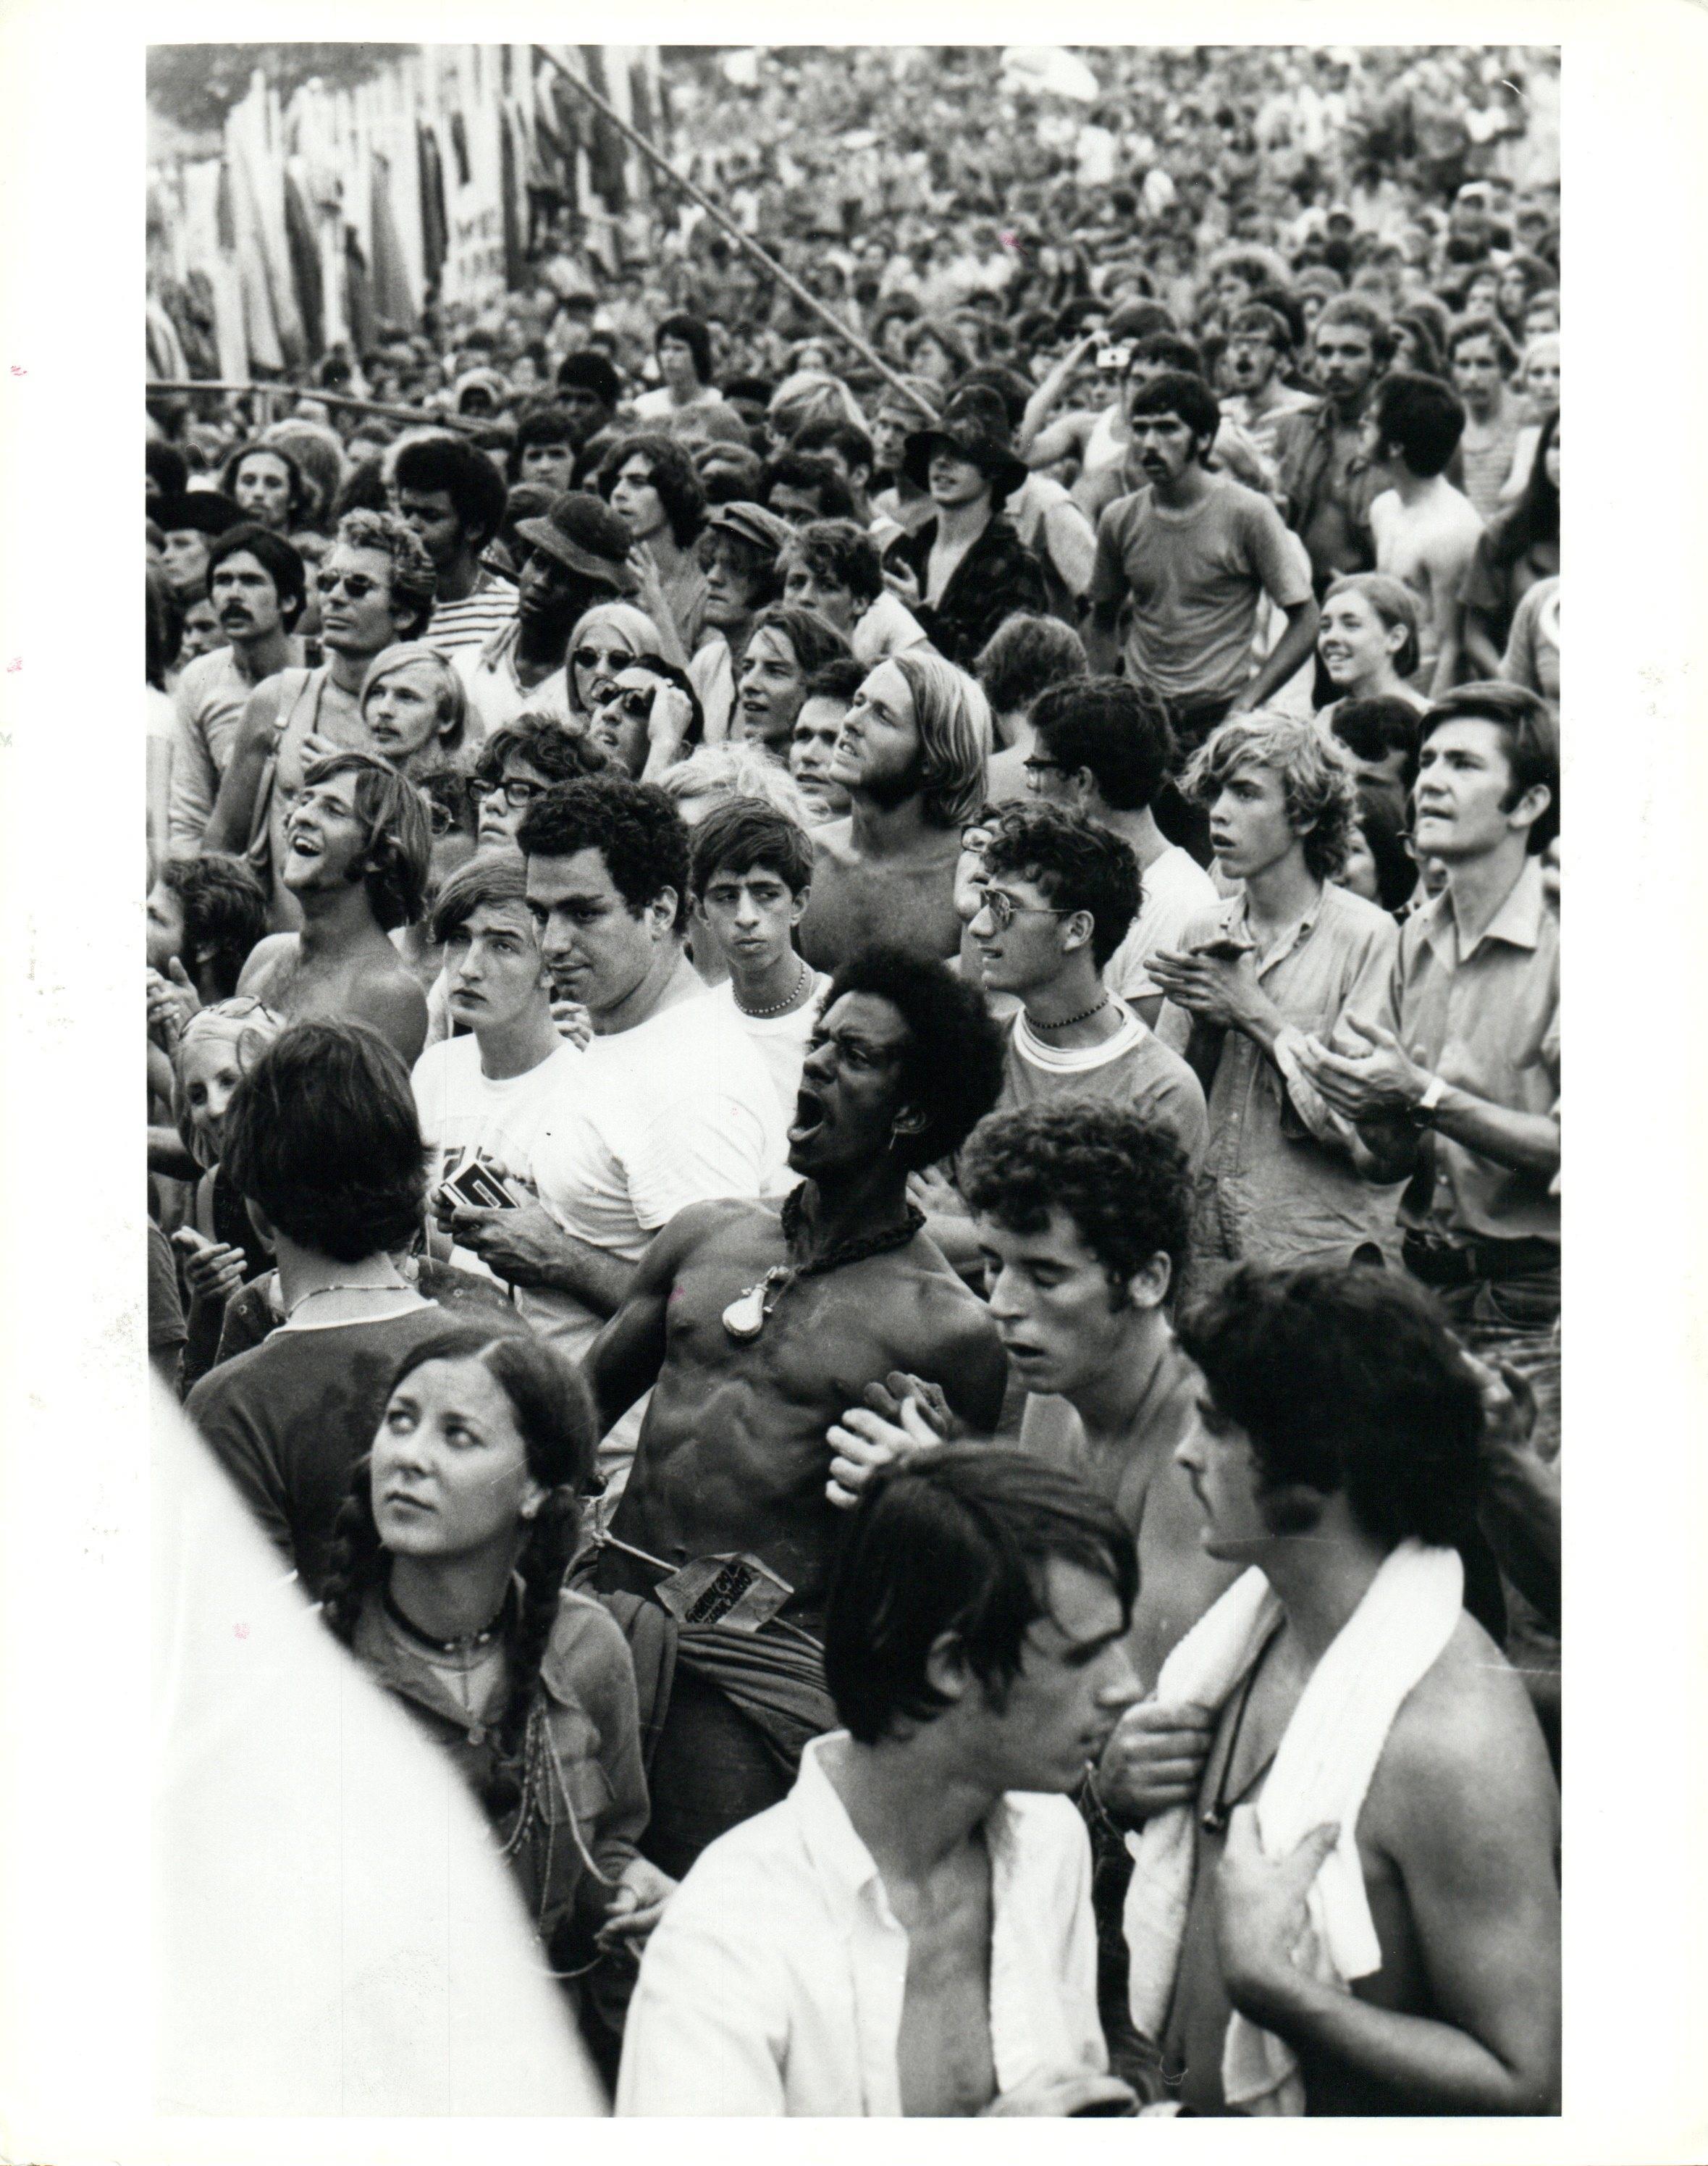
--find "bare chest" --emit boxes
[893,1851,997,2117]
[254,941,381,1025]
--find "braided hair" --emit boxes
[321,1321,598,1770]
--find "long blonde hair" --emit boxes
[885,652,993,831]
[564,602,665,721]
[172,998,285,1168]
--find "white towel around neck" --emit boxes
[1122,1538,1465,2115]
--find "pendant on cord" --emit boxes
[721,1264,796,1342]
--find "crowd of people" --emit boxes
[146,40,1561,2119]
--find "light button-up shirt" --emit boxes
[615,1732,1106,2115]
[1346,855,1560,1246]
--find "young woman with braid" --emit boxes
[319,1320,674,2007]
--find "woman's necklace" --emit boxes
[285,1277,410,1321]
[734,956,815,1020]
[722,1185,926,1342]
[384,1583,512,1746]
[382,1580,513,1657]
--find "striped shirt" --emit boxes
[426,573,518,658]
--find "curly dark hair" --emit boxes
[320,1322,597,1776]
[159,852,269,999]
[597,431,707,547]
[220,1020,426,1262]
[1177,1261,1486,1547]
[472,714,611,793]
[393,433,508,552]
[785,519,883,607]
[959,1102,1192,1296]
[822,946,1006,1172]
[516,774,691,933]
[299,750,433,932]
[982,802,1140,970]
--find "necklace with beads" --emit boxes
[721,1184,925,1342]
[285,1277,411,1321]
[383,1583,513,1746]
[1027,992,1111,1031]
[733,955,816,1020]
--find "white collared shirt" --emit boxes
[615,1733,1106,2116]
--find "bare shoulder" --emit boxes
[1367,1612,1557,1857]
[901,1243,1006,1401]
[235,672,288,744]
[670,1195,778,1263]
[810,818,857,870]
[355,952,430,1018]
[238,933,298,995]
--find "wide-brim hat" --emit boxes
[513,490,639,596]
[902,389,1029,503]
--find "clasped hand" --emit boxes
[825,1372,959,1509]
[1148,944,1269,1034]
[1213,1805,1342,2012]
[1095,1700,1216,1821]
[1293,1015,1429,1120]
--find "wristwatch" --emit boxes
[1412,1073,1448,1125]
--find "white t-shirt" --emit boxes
[411,1034,584,1288]
[1104,844,1221,1004]
[709,972,831,1133]
[850,589,931,668]
[526,987,788,1367]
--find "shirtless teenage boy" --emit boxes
[583,946,1010,1874]
[1145,1260,1560,2115]
[238,752,432,1067]
[1364,372,1484,698]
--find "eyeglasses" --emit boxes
[321,572,384,600]
[572,645,631,673]
[602,685,655,722]
[975,888,1073,933]
[479,773,550,810]
[1022,756,1063,790]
